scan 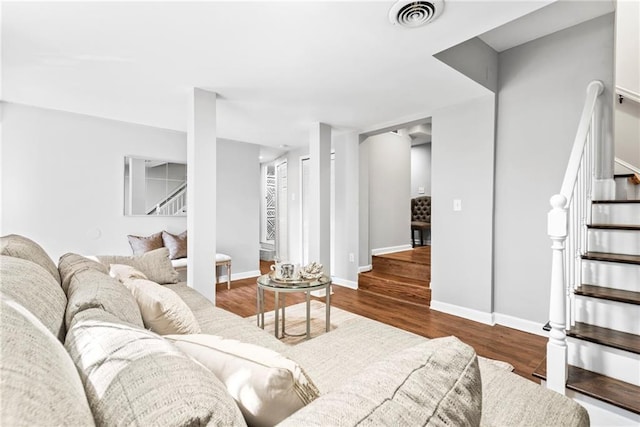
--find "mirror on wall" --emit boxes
[124,157,187,216]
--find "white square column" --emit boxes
[187,88,217,303]
[308,122,331,273]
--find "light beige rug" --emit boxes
[248,300,357,345]
[248,300,515,371]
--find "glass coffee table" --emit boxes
[256,273,331,340]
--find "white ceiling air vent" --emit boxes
[389,0,444,28]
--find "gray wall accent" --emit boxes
[411,144,432,198]
[493,14,615,323]
[216,139,261,276]
[0,103,187,260]
[435,37,499,93]
[431,93,496,314]
[364,132,411,252]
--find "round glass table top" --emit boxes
[257,273,331,289]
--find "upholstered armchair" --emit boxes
[411,196,431,247]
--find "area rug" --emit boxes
[247,300,357,345]
[247,301,515,371]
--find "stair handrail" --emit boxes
[546,80,604,394]
[615,157,640,176]
[147,181,187,215]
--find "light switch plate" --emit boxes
[453,199,462,211]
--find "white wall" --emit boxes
[1,103,187,261]
[494,14,614,324]
[614,0,640,172]
[364,132,411,253]
[216,139,260,278]
[333,132,359,285]
[411,143,432,198]
[431,93,496,319]
[286,147,308,265]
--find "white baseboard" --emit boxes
[331,276,358,289]
[358,264,372,273]
[493,312,547,337]
[219,270,261,283]
[430,300,494,325]
[371,244,412,256]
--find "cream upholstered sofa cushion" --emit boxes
[279,336,482,427]
[1,296,95,427]
[165,334,319,427]
[58,252,109,293]
[65,268,144,330]
[65,308,246,426]
[97,247,179,284]
[0,234,61,284]
[0,255,67,341]
[119,275,201,334]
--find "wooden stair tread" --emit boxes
[359,271,429,287]
[615,174,636,179]
[576,284,640,305]
[588,224,640,231]
[373,246,430,266]
[568,322,640,354]
[583,252,640,265]
[592,199,640,204]
[533,359,640,415]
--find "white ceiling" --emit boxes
[3,0,601,149]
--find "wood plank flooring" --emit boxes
[216,259,547,383]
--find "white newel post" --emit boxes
[547,194,568,394]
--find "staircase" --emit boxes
[358,247,431,307]
[542,80,640,424]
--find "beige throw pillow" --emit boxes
[162,230,187,260]
[164,334,319,427]
[109,263,148,282]
[65,309,246,426]
[127,232,164,256]
[278,336,482,427]
[97,248,179,284]
[121,277,201,334]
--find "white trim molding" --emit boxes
[371,244,412,256]
[430,300,494,326]
[493,312,547,337]
[358,264,372,273]
[219,270,261,283]
[331,276,358,289]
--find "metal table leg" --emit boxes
[306,290,311,339]
[325,283,331,332]
[281,293,286,336]
[274,291,280,338]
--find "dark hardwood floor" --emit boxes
[216,260,547,383]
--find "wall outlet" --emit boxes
[291,193,296,201]
[453,199,462,211]
[349,253,355,263]
[418,186,425,194]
